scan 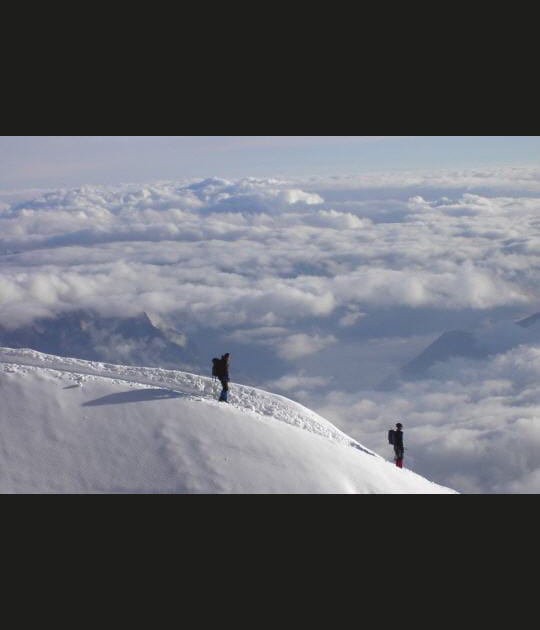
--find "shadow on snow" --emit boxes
[82,388,185,407]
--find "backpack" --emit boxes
[212,358,222,378]
[388,430,396,445]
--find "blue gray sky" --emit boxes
[1,136,539,190]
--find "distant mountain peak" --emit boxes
[401,330,488,379]
[381,310,540,390]
[515,312,540,328]
[379,329,488,390]
[0,310,196,370]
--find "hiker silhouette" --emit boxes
[388,423,405,468]
[212,353,231,402]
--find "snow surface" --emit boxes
[0,348,456,494]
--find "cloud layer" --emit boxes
[2,169,539,331]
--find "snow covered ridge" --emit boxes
[0,347,364,450]
[0,348,457,493]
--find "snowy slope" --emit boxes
[0,348,456,494]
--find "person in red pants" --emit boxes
[393,423,405,468]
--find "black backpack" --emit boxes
[388,430,396,445]
[212,358,222,378]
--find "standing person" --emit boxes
[212,353,231,403]
[393,423,405,468]
[388,423,405,468]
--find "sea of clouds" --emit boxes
[2,165,540,492]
